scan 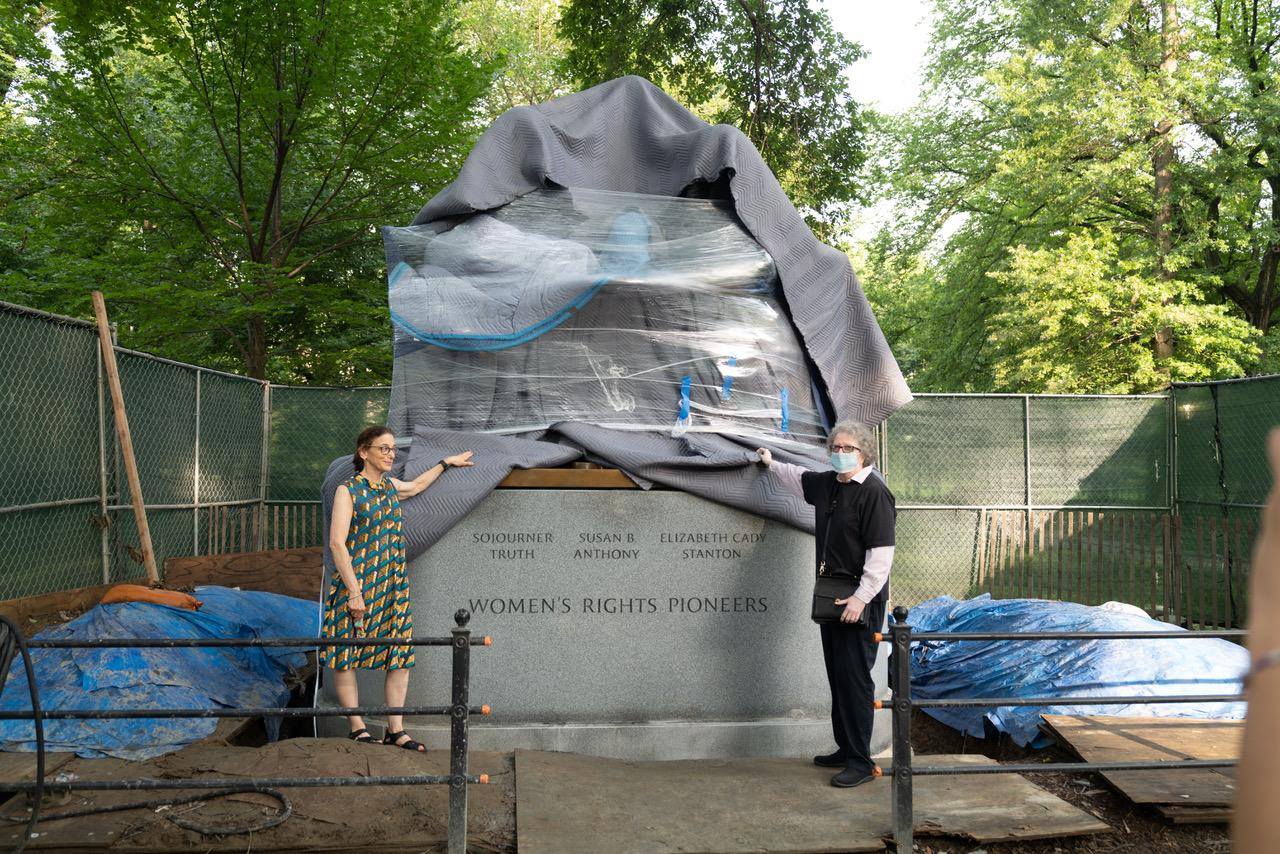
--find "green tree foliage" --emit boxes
[0,0,492,383]
[865,0,1275,392]
[558,0,866,239]
[459,0,574,122]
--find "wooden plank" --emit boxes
[1229,518,1241,627]
[1032,511,1042,599]
[163,548,325,600]
[1042,715,1241,808]
[987,509,999,595]
[1123,513,1133,609]
[1158,805,1233,824]
[0,584,115,625]
[1017,510,1028,598]
[1041,510,1051,599]
[1087,511,1095,605]
[0,750,75,783]
[1157,514,1167,622]
[974,509,988,592]
[1194,515,1206,628]
[1004,510,1015,599]
[1054,512,1064,604]
[498,467,639,489]
[1210,522,1221,629]
[1172,513,1184,624]
[92,291,159,584]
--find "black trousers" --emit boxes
[819,595,887,774]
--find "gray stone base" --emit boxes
[316,711,891,762]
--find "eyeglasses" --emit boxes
[370,444,397,455]
[831,444,861,454]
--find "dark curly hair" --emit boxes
[352,425,394,473]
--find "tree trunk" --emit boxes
[246,314,268,380]
[1257,176,1280,332]
[1152,0,1180,361]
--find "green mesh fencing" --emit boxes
[884,396,1027,505]
[1028,396,1169,507]
[198,371,264,505]
[1171,376,1280,628]
[884,394,1171,609]
[267,387,390,502]
[3,300,1277,619]
[0,306,104,597]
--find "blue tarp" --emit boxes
[0,586,319,760]
[901,594,1248,747]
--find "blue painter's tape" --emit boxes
[721,356,736,400]
[780,388,790,432]
[678,375,692,421]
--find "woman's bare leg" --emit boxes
[333,668,365,734]
[384,668,422,749]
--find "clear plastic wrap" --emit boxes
[384,187,824,444]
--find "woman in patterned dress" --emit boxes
[324,425,473,751]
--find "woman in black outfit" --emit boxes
[758,421,896,787]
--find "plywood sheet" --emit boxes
[1042,715,1240,807]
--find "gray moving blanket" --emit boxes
[322,425,831,561]
[322,76,911,564]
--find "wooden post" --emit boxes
[91,291,160,585]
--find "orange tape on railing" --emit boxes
[483,636,493,646]
[873,700,883,710]
[479,773,490,784]
[480,704,492,716]
[873,766,883,778]
[872,632,883,643]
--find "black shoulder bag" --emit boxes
[811,495,866,626]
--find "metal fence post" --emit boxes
[1024,395,1033,549]
[879,418,888,478]
[193,370,202,557]
[448,608,473,854]
[257,383,271,552]
[890,605,913,851]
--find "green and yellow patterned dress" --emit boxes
[322,473,414,671]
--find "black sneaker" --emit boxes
[813,750,847,768]
[830,767,876,788]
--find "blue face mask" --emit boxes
[830,451,862,473]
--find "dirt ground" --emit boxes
[907,710,1231,854]
[2,742,518,853]
[0,715,1232,854]
[0,600,1234,853]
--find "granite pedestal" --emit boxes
[317,489,890,760]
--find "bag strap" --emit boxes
[817,494,837,576]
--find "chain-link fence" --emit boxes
[883,393,1172,607]
[0,302,268,598]
[1171,375,1279,627]
[2,300,1276,623]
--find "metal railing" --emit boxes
[878,605,1243,849]
[0,609,491,854]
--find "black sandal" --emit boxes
[383,730,426,752]
[347,727,375,743]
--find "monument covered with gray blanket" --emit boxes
[318,76,912,758]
